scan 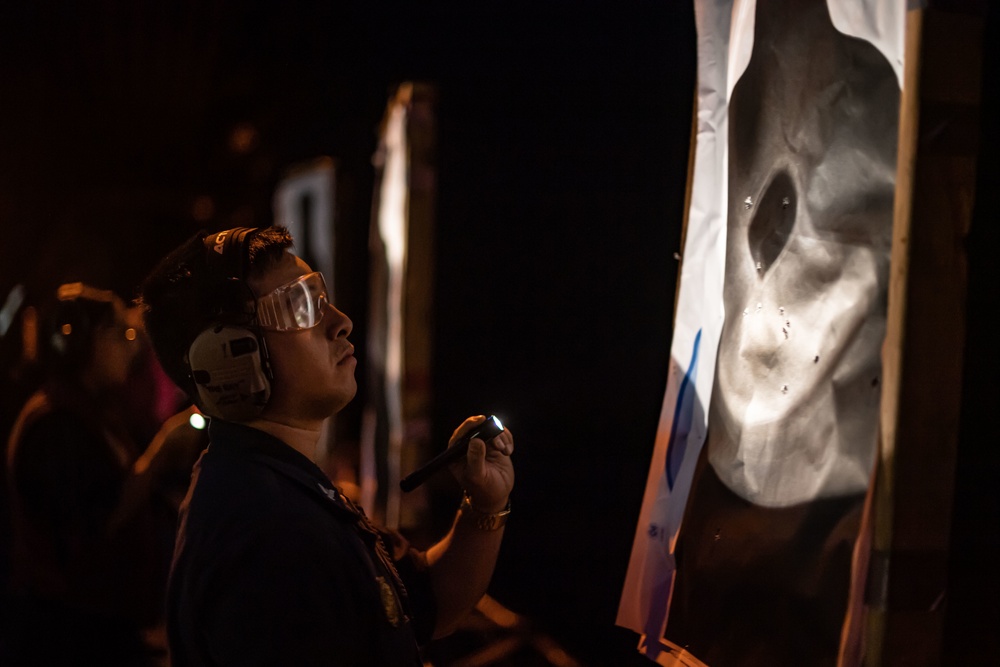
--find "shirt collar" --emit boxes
[206,419,354,511]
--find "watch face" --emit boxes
[707,0,898,508]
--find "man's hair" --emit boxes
[137,226,293,398]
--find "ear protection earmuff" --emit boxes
[185,227,273,422]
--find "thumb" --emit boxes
[466,437,487,481]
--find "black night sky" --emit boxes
[1,2,997,665]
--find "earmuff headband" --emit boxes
[203,227,259,283]
[188,226,273,421]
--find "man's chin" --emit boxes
[324,385,358,416]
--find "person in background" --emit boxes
[2,282,202,667]
[138,225,515,666]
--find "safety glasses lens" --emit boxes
[256,272,328,331]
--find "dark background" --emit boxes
[0,2,996,665]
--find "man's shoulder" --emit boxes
[172,452,364,589]
[12,389,80,433]
[8,390,104,462]
[181,443,350,539]
[187,444,304,513]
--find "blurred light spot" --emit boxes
[124,327,137,341]
[192,195,215,222]
[57,282,84,300]
[0,284,25,338]
[189,413,207,430]
[61,323,73,335]
[229,122,259,154]
[22,306,38,362]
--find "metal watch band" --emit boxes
[459,493,510,531]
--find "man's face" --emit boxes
[248,251,356,424]
[87,299,141,389]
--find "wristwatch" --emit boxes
[460,492,511,531]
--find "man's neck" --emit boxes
[245,417,322,461]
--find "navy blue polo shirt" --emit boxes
[166,420,435,666]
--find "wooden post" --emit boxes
[868,4,986,665]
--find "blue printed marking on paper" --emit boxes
[640,329,703,656]
[665,329,701,490]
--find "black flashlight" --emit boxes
[399,415,505,492]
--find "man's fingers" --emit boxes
[450,414,487,446]
[466,437,487,478]
[489,429,513,456]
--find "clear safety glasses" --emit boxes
[255,271,329,332]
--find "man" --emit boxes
[138,226,514,666]
[4,282,197,666]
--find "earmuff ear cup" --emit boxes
[184,226,276,421]
[187,324,271,422]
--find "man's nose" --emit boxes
[325,303,352,339]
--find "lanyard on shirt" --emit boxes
[246,452,412,610]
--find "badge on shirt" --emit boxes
[377,576,402,628]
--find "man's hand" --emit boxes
[447,415,514,513]
[429,414,515,637]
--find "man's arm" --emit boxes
[109,405,203,532]
[423,416,514,638]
